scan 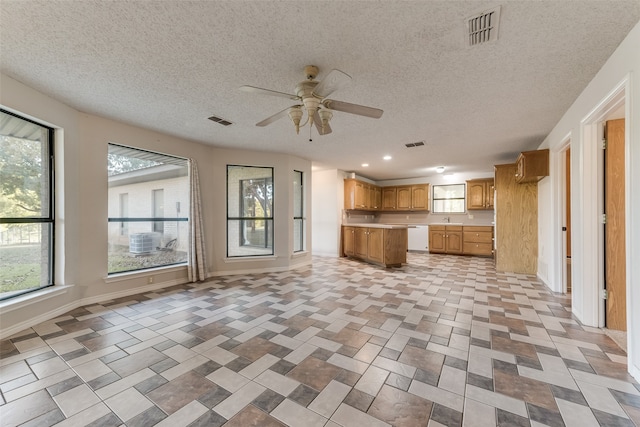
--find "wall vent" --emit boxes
[208,115,233,126]
[405,141,425,148]
[467,6,501,46]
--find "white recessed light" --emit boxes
[383,155,392,160]
[361,163,369,167]
[436,166,446,173]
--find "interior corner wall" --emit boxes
[0,72,311,338]
[536,21,640,381]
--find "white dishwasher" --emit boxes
[407,225,429,252]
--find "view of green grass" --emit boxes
[0,245,42,294]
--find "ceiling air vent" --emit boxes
[467,6,501,46]
[405,141,425,148]
[208,115,233,126]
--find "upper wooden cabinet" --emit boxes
[466,178,494,210]
[515,149,549,183]
[345,179,429,212]
[396,184,430,211]
[382,187,397,210]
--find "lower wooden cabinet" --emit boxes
[342,226,407,267]
[462,226,494,256]
[428,226,463,254]
[430,225,493,257]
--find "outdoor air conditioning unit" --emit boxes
[129,232,161,254]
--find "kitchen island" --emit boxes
[341,224,408,267]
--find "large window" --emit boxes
[227,165,274,257]
[432,184,466,213]
[0,109,54,300]
[108,144,189,274]
[293,170,305,252]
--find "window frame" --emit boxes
[226,165,274,258]
[432,183,466,214]
[0,108,55,301]
[293,170,305,253]
[107,143,189,275]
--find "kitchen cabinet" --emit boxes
[342,225,407,267]
[515,149,549,183]
[345,178,378,210]
[396,184,430,211]
[495,163,538,273]
[343,226,355,256]
[466,178,494,210]
[462,226,494,256]
[369,185,382,211]
[381,187,397,210]
[429,225,463,254]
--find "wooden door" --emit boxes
[354,227,369,259]
[396,186,411,210]
[367,228,384,263]
[429,228,446,253]
[343,227,355,256]
[605,119,626,331]
[411,185,429,210]
[354,181,367,209]
[382,187,397,210]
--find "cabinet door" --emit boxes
[411,185,429,210]
[343,227,355,256]
[447,231,463,254]
[486,180,495,209]
[466,181,487,210]
[367,228,384,263]
[370,186,382,210]
[354,228,369,258]
[429,228,446,253]
[382,187,397,210]
[354,181,367,209]
[396,186,412,210]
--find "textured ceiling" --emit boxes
[1,1,639,180]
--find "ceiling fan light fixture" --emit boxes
[318,109,333,132]
[288,107,304,134]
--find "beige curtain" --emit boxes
[188,159,207,282]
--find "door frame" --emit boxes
[578,75,630,333]
[553,136,571,294]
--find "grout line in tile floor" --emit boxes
[1,253,639,426]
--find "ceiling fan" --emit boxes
[240,65,383,139]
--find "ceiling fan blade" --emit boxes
[256,106,299,127]
[312,69,352,99]
[314,116,332,135]
[323,99,383,119]
[240,85,300,101]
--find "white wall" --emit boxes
[537,21,640,381]
[0,73,312,338]
[311,169,344,256]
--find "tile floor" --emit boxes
[1,253,639,426]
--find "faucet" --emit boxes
[443,217,450,223]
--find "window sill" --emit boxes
[104,264,187,283]
[0,285,73,314]
[223,255,278,263]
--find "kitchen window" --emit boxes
[432,184,465,213]
[0,109,55,300]
[227,165,274,257]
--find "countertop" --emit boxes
[344,223,409,229]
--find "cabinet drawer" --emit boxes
[463,242,493,256]
[463,231,493,243]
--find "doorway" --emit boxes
[604,118,626,331]
[564,147,571,293]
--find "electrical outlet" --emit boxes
[148,276,154,284]
[468,214,474,219]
